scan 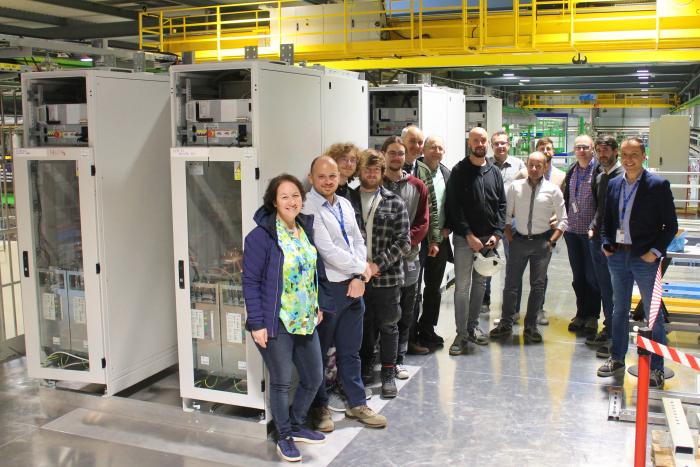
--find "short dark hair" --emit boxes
[595,134,618,150]
[622,136,646,154]
[490,129,508,143]
[381,135,406,154]
[536,136,554,149]
[263,174,306,213]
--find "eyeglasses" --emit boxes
[574,145,591,151]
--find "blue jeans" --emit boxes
[314,281,366,409]
[564,231,601,320]
[607,250,666,371]
[256,321,323,438]
[453,235,488,335]
[589,237,614,329]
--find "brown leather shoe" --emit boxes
[407,341,430,355]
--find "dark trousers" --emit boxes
[256,321,323,438]
[564,231,601,320]
[500,235,552,329]
[589,236,614,330]
[360,283,401,367]
[418,237,450,331]
[397,281,419,364]
[484,235,524,313]
[313,281,366,409]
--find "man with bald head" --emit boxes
[489,152,567,343]
[303,155,387,431]
[445,127,507,355]
[562,135,601,336]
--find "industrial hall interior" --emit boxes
[1,0,700,465]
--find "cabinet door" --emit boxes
[171,147,264,409]
[15,148,104,384]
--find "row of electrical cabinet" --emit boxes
[17,62,473,415]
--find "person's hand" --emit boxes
[251,328,268,348]
[549,219,558,230]
[505,229,513,243]
[347,278,365,298]
[369,262,381,277]
[588,229,594,240]
[466,234,483,252]
[317,310,324,325]
[428,243,440,257]
[441,228,450,239]
[484,235,499,249]
[641,251,658,263]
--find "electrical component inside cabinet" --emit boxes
[369,89,419,149]
[27,78,89,147]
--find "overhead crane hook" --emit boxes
[572,53,588,65]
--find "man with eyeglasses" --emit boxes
[562,135,601,336]
[586,136,624,358]
[483,130,525,316]
[381,136,429,380]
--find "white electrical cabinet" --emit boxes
[170,61,367,410]
[15,70,176,395]
[649,114,691,207]
[465,95,503,139]
[369,84,465,168]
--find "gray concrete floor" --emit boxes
[2,248,700,466]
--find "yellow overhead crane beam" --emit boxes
[520,92,679,109]
[139,0,700,68]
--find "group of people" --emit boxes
[241,125,679,462]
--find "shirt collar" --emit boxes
[606,161,621,175]
[309,187,336,206]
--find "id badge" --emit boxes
[571,201,579,214]
[616,229,625,243]
[407,260,417,272]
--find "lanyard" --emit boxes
[324,201,349,246]
[574,162,593,199]
[620,178,641,222]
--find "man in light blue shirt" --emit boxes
[303,156,387,431]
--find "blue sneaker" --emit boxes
[276,436,302,462]
[291,426,326,444]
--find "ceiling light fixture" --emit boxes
[503,73,515,77]
[80,55,93,62]
[553,90,561,93]
[641,89,649,92]
[637,69,649,73]
[519,79,530,82]
[641,96,649,99]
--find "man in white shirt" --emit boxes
[483,130,525,314]
[303,156,387,431]
[489,152,568,342]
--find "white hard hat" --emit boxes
[473,248,503,277]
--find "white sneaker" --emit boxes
[395,364,409,380]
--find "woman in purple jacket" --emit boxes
[242,174,331,462]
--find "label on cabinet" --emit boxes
[72,297,86,324]
[226,312,243,344]
[42,293,56,320]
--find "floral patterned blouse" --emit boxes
[276,218,319,335]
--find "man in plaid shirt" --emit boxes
[353,149,411,399]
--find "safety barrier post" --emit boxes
[634,327,652,467]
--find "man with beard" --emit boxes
[445,127,506,355]
[356,150,411,398]
[381,136,429,380]
[586,136,623,357]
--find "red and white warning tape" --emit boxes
[636,334,700,371]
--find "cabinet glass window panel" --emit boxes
[29,160,89,371]
[187,161,247,394]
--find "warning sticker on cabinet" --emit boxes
[72,297,86,324]
[238,361,247,370]
[52,336,61,346]
[42,293,56,320]
[200,355,210,366]
[191,309,205,340]
[226,312,243,344]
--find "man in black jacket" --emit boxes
[586,135,624,356]
[445,127,507,355]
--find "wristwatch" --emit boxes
[352,273,366,282]
[547,239,557,248]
